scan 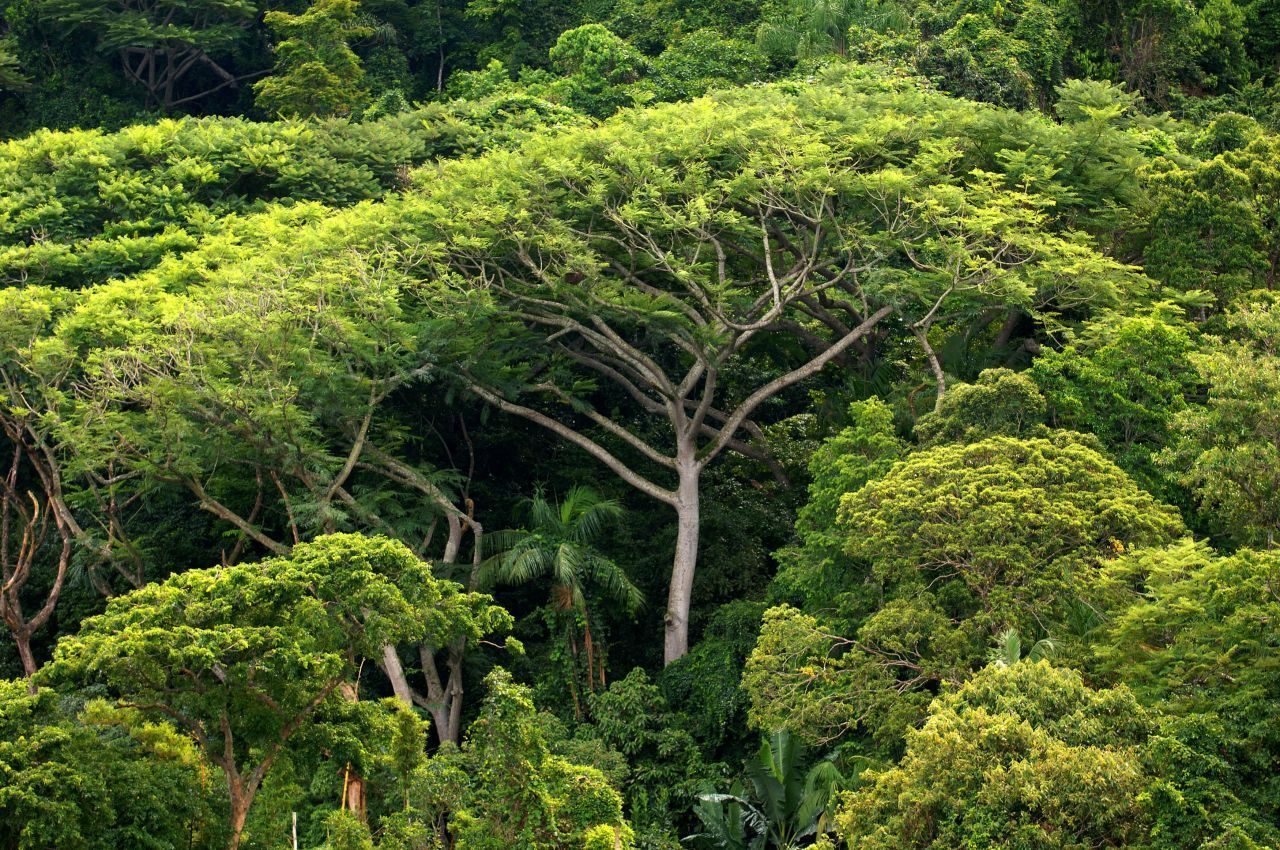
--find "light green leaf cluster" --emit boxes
[0,97,581,288]
[442,669,634,850]
[746,432,1184,747]
[836,662,1155,850]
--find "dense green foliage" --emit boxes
[4,2,1280,848]
[836,661,1278,849]
[0,96,580,288]
[0,681,221,850]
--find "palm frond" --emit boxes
[583,554,644,613]
[563,485,624,542]
[472,556,504,591]
[481,527,528,558]
[796,759,843,833]
[552,542,587,603]
[525,488,561,532]
[479,544,553,590]
[988,628,1057,667]
[1027,637,1057,663]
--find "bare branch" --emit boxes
[463,378,678,506]
[702,304,895,466]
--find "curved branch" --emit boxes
[463,378,677,506]
[702,304,895,467]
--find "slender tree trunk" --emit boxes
[581,608,598,693]
[566,620,584,718]
[15,630,36,682]
[579,628,592,695]
[663,456,701,665]
[913,325,947,413]
[339,682,367,821]
[435,1,446,92]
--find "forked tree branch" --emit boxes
[702,304,895,466]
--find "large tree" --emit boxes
[423,75,1141,662]
[744,432,1185,747]
[35,245,508,743]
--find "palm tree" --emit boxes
[477,485,641,709]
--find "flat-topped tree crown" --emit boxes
[416,73,1146,662]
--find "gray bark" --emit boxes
[663,457,701,664]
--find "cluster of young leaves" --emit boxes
[913,367,1048,445]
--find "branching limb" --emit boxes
[462,377,678,506]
